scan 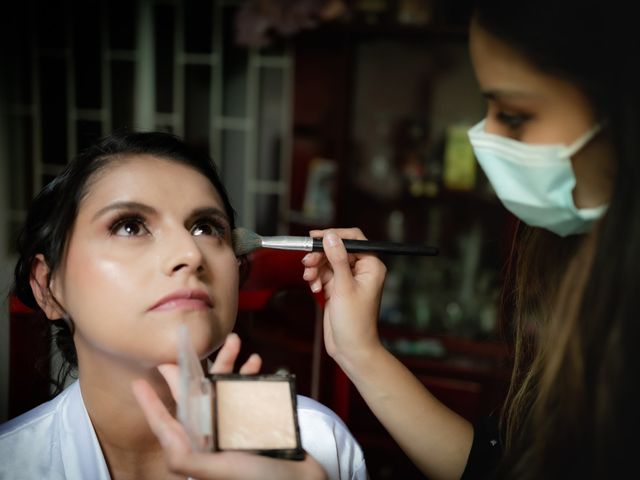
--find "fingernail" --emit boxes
[250,353,261,362]
[326,233,339,247]
[303,269,311,280]
[302,253,311,264]
[311,280,322,293]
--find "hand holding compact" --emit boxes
[132,333,327,480]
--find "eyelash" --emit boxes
[108,213,229,238]
[109,214,149,237]
[495,110,532,129]
[191,217,229,238]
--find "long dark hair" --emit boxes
[12,131,245,392]
[474,1,640,478]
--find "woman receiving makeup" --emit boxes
[0,131,366,480]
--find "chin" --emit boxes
[182,315,232,359]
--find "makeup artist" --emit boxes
[0,131,366,480]
[303,1,637,478]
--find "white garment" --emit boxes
[0,381,367,480]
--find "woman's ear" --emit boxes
[30,254,66,320]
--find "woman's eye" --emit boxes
[191,219,226,237]
[496,111,530,129]
[111,218,149,237]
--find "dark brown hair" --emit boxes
[474,0,640,478]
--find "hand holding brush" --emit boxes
[232,227,438,257]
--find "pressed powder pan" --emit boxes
[208,373,304,460]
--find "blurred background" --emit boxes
[0,0,516,477]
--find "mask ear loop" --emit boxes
[564,121,606,157]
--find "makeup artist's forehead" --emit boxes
[79,154,226,216]
[470,21,546,94]
[470,21,596,128]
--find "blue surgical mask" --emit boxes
[467,120,607,237]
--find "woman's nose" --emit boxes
[162,229,205,275]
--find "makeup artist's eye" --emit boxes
[191,217,229,237]
[496,110,532,129]
[110,216,150,237]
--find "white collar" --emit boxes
[58,381,111,479]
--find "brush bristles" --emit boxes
[232,228,263,256]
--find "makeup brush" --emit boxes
[232,228,438,257]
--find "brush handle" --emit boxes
[312,238,438,256]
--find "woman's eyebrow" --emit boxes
[188,207,231,225]
[482,88,540,101]
[92,201,157,222]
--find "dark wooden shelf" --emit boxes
[315,19,468,41]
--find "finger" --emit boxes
[303,255,328,284]
[303,265,319,282]
[307,254,359,294]
[310,227,371,273]
[322,231,356,292]
[210,332,242,374]
[310,227,367,241]
[303,255,330,293]
[310,278,323,293]
[309,229,326,238]
[301,251,325,267]
[312,251,372,293]
[157,364,180,400]
[239,353,262,375]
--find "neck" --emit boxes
[76,351,179,480]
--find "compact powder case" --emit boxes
[207,373,304,460]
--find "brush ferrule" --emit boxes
[259,235,314,252]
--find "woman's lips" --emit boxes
[149,289,213,312]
